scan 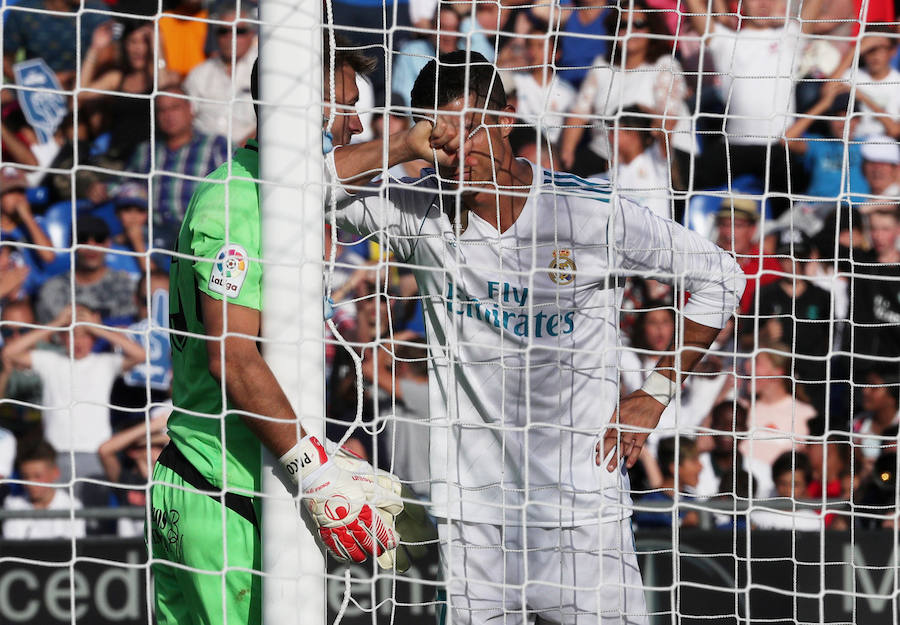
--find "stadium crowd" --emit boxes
[1,0,900,538]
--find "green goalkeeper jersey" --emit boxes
[167,140,263,493]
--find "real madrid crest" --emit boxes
[548,249,576,285]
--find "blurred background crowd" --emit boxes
[1,0,900,538]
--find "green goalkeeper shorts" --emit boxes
[149,443,262,625]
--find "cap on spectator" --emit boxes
[861,137,900,164]
[76,215,110,243]
[775,228,812,258]
[718,198,759,222]
[114,182,148,210]
[0,166,28,195]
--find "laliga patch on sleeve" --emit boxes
[209,244,250,298]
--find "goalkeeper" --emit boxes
[148,42,401,625]
[326,51,746,624]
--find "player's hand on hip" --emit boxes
[282,436,403,568]
[598,391,665,472]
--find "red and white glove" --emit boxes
[280,435,403,568]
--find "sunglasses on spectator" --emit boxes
[217,27,252,36]
[1,326,30,340]
[77,232,109,244]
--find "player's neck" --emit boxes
[466,158,533,233]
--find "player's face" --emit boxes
[433,94,516,192]
[324,63,363,148]
[20,459,60,507]
[869,213,900,256]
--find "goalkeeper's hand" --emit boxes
[280,435,403,568]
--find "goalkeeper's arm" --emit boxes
[200,294,401,566]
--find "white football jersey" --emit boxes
[328,157,744,526]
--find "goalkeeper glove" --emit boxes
[280,435,403,568]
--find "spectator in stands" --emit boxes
[392,7,460,108]
[111,182,154,275]
[633,437,702,529]
[0,423,14,503]
[842,30,900,139]
[848,207,900,373]
[861,137,900,199]
[749,450,821,530]
[551,0,609,89]
[2,0,108,88]
[696,401,749,498]
[783,87,869,203]
[505,19,576,146]
[856,451,898,528]
[80,20,155,165]
[1,305,146,486]
[739,344,818,493]
[36,216,138,326]
[127,88,228,261]
[712,467,752,529]
[806,434,853,504]
[97,405,169,536]
[683,0,826,216]
[184,6,257,144]
[0,167,53,262]
[852,370,900,481]
[756,230,832,421]
[560,0,693,180]
[0,300,43,430]
[715,198,780,316]
[0,247,29,306]
[605,107,671,219]
[2,439,86,539]
[157,0,209,79]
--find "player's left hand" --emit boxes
[598,391,666,472]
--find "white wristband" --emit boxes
[278,435,328,485]
[641,371,678,406]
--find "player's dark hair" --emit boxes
[250,34,376,123]
[657,436,697,479]
[16,439,58,469]
[410,50,507,115]
[772,451,811,483]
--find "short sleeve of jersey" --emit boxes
[189,170,262,310]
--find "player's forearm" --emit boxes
[331,126,426,190]
[218,346,306,456]
[651,318,722,385]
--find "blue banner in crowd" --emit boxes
[13,58,67,144]
[124,289,172,391]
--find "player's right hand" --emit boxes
[282,436,403,567]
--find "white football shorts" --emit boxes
[437,518,648,625]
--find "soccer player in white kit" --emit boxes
[327,51,745,624]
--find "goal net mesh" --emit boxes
[0,0,898,623]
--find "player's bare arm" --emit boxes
[200,293,402,566]
[600,317,721,471]
[200,293,304,456]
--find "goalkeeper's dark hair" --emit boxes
[410,51,507,116]
[657,436,697,479]
[250,33,376,121]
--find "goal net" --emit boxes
[0,0,898,623]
